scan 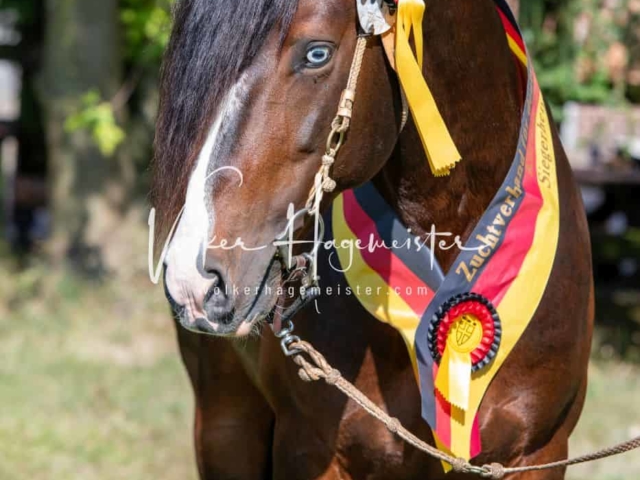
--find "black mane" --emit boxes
[153,0,298,233]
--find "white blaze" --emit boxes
[164,78,247,320]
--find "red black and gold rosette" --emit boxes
[427,293,501,411]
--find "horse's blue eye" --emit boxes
[305,45,332,67]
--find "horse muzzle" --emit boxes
[163,255,283,337]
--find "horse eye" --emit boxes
[305,44,333,68]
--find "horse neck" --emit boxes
[373,0,524,271]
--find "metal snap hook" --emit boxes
[280,335,302,356]
[276,320,302,356]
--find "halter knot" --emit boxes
[482,463,506,479]
[322,178,337,193]
[451,458,468,473]
[322,155,335,167]
[325,368,341,385]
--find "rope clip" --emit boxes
[276,320,302,356]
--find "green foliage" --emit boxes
[65,90,126,157]
[63,0,175,157]
[521,0,636,118]
[0,0,37,27]
[120,0,174,65]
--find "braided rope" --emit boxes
[289,340,640,479]
[336,36,369,132]
[305,36,369,212]
[347,37,368,92]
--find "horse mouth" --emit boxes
[268,291,289,335]
[164,256,285,337]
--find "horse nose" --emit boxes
[202,269,235,325]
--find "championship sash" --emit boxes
[329,0,560,463]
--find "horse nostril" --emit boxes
[208,270,220,288]
[203,271,235,325]
[203,270,224,303]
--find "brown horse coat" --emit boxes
[153,0,593,478]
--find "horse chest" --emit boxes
[273,343,440,478]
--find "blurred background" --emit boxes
[0,0,639,479]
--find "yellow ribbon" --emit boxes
[434,314,483,411]
[395,0,461,176]
[435,345,472,411]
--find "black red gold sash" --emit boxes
[330,184,444,369]
[328,0,560,464]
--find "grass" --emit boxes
[568,362,640,480]
[0,264,198,480]
[1,262,640,480]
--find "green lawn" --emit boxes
[0,266,197,480]
[1,264,639,479]
[568,362,640,480]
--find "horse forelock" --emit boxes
[152,0,299,239]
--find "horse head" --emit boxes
[154,0,400,336]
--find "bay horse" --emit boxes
[152,0,593,478]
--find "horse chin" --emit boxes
[173,296,279,338]
[232,256,284,337]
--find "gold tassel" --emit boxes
[395,0,461,176]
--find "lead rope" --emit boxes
[286,339,640,478]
